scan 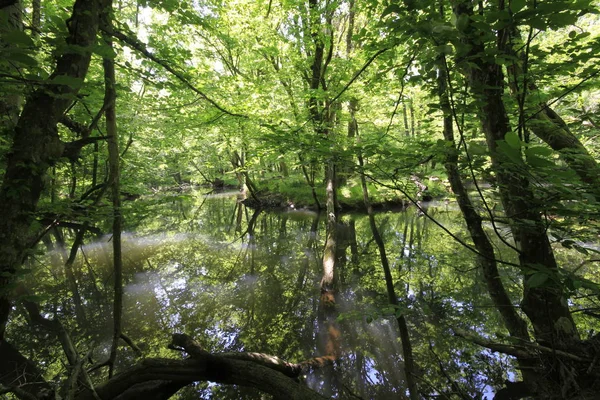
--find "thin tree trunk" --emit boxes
[64,228,89,327]
[0,0,23,129]
[32,0,41,31]
[402,101,410,136]
[102,4,123,377]
[298,154,321,209]
[92,141,99,187]
[317,162,341,397]
[409,98,415,136]
[232,150,259,202]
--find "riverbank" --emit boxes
[239,174,450,213]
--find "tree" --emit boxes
[2,0,600,398]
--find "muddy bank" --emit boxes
[241,191,410,213]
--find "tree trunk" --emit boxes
[453,0,579,394]
[434,17,537,383]
[455,0,577,343]
[435,41,530,342]
[101,3,123,377]
[0,0,23,130]
[318,164,341,386]
[501,29,600,199]
[0,0,105,339]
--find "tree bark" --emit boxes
[0,0,105,339]
[434,14,538,384]
[0,0,23,129]
[435,44,529,342]
[454,0,578,347]
[75,334,328,400]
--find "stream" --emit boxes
[31,190,593,399]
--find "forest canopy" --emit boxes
[1,0,600,399]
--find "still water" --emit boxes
[20,190,596,399]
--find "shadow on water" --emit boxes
[26,190,598,399]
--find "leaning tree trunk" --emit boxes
[0,0,105,339]
[434,26,538,386]
[453,2,581,396]
[455,0,577,345]
[504,28,600,199]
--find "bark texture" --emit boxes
[76,334,328,400]
[0,0,105,339]
[453,0,582,396]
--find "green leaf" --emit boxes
[92,43,118,59]
[4,51,38,66]
[526,154,555,168]
[504,132,521,149]
[561,239,576,249]
[2,30,34,47]
[455,13,470,31]
[525,146,553,157]
[528,16,547,30]
[436,44,453,55]
[511,0,527,13]
[573,245,589,255]
[381,4,402,18]
[548,12,578,28]
[50,75,84,89]
[527,272,549,288]
[468,142,487,155]
[496,141,523,164]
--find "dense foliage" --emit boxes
[1,0,600,399]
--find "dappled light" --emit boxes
[1,0,600,399]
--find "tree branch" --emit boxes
[62,136,108,162]
[78,353,328,400]
[106,28,247,118]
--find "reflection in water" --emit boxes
[18,190,596,399]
